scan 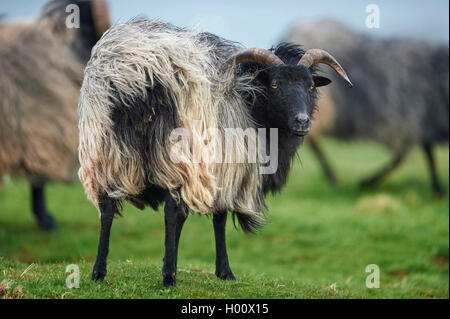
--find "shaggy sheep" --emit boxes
[285,20,449,195]
[79,18,352,286]
[0,0,110,230]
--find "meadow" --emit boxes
[0,139,448,299]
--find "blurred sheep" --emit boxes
[285,20,449,196]
[0,0,110,230]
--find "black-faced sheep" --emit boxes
[78,19,352,286]
[0,0,110,230]
[285,20,449,196]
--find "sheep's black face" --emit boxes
[260,65,331,136]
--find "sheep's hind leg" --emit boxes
[92,193,116,281]
[31,183,58,231]
[423,143,445,197]
[162,195,187,287]
[213,211,235,280]
[359,148,408,189]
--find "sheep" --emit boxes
[78,18,352,286]
[0,0,110,230]
[0,19,33,44]
[284,20,449,196]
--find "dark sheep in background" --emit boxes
[284,19,449,196]
[78,19,352,286]
[0,0,110,230]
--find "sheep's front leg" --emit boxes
[213,211,235,280]
[162,196,187,287]
[92,193,116,281]
[308,138,338,186]
[31,183,58,231]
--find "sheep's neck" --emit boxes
[250,110,302,194]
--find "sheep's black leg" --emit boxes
[174,203,188,269]
[31,183,58,231]
[309,138,338,185]
[423,142,445,197]
[359,148,408,189]
[92,193,116,281]
[213,211,235,280]
[162,196,187,287]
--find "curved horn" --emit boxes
[226,48,284,68]
[298,49,353,87]
[90,0,111,38]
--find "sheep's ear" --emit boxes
[313,76,332,87]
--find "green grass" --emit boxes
[0,139,448,298]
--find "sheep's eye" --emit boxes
[309,83,315,91]
[271,81,279,89]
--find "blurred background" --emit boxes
[0,1,448,298]
[3,0,449,47]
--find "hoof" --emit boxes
[37,214,59,231]
[434,189,445,199]
[326,175,338,187]
[216,270,236,281]
[162,273,176,287]
[358,178,376,190]
[432,183,446,199]
[92,264,106,281]
[92,270,106,281]
[329,180,339,187]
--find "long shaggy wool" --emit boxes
[79,19,266,216]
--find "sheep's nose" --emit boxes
[292,113,311,136]
[295,113,311,129]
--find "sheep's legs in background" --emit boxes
[162,195,187,287]
[31,183,58,231]
[213,211,235,280]
[309,138,338,185]
[423,143,445,197]
[359,148,408,189]
[92,193,116,281]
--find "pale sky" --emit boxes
[1,0,448,48]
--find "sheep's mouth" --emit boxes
[279,127,307,137]
[291,129,310,137]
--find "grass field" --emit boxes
[0,139,448,299]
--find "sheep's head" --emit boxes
[227,48,352,137]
